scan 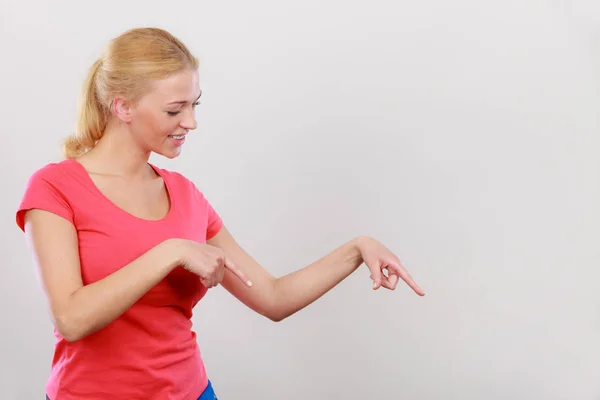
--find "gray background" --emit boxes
[1,0,600,399]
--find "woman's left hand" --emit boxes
[356,236,425,296]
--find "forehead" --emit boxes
[146,69,200,102]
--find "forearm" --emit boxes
[270,237,364,321]
[58,240,178,341]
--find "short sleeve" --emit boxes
[16,165,75,232]
[205,197,223,240]
[188,180,223,240]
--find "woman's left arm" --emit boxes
[208,226,424,322]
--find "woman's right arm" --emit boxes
[24,209,183,342]
[24,202,252,343]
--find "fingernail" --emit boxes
[372,282,377,289]
[247,280,253,287]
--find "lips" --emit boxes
[168,133,187,147]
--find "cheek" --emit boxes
[133,111,174,138]
[158,116,182,137]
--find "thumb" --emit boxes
[367,259,383,290]
[388,272,399,288]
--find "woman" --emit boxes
[16,27,424,400]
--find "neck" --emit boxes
[81,119,152,178]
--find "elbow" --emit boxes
[257,281,293,322]
[255,303,285,322]
[54,315,88,343]
[61,330,85,343]
[263,306,291,323]
[257,307,285,322]
[55,323,82,343]
[267,313,285,323]
[61,333,82,343]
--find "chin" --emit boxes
[154,146,183,159]
[162,150,182,159]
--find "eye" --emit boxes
[167,111,181,116]
[193,101,201,107]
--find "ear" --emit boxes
[112,96,134,123]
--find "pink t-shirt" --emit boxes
[16,159,223,400]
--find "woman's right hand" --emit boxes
[169,239,253,289]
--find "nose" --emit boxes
[181,110,197,130]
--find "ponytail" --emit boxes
[62,59,107,159]
[62,28,199,159]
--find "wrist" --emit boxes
[350,236,367,263]
[352,235,370,250]
[159,238,187,271]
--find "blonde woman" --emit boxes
[16,27,425,400]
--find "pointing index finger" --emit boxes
[224,257,253,287]
[388,260,425,296]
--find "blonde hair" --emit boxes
[63,27,199,159]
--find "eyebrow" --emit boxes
[167,90,202,105]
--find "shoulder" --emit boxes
[16,160,81,231]
[28,160,65,179]
[25,159,81,186]
[21,159,87,200]
[151,164,207,199]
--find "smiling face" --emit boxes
[115,68,202,159]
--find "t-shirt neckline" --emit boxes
[65,158,174,223]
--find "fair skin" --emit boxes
[23,68,424,342]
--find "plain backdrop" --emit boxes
[1,1,600,399]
